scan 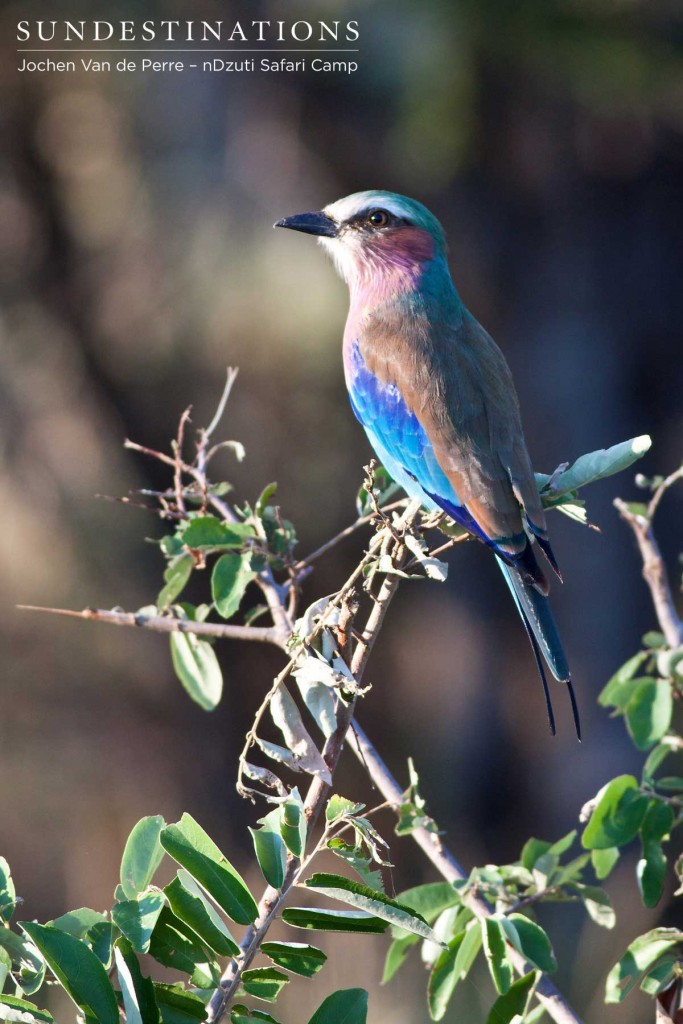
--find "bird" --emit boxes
[275,190,580,738]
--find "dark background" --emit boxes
[1,1,681,1020]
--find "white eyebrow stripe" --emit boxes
[324,193,414,225]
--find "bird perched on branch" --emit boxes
[275,191,579,738]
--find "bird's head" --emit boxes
[275,190,447,290]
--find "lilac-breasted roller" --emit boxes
[276,191,579,737]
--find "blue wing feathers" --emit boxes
[347,339,511,555]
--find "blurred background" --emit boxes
[1,0,682,1020]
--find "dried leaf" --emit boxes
[270,686,332,784]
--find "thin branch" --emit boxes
[172,406,193,516]
[123,439,177,468]
[203,367,240,442]
[647,465,683,522]
[17,605,279,644]
[614,472,683,648]
[294,499,408,568]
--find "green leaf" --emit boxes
[112,891,166,954]
[0,928,45,995]
[599,653,650,710]
[307,988,368,1024]
[211,554,256,620]
[391,882,461,939]
[625,679,673,750]
[637,843,668,909]
[426,919,480,1020]
[170,633,223,711]
[325,796,363,823]
[303,873,442,945]
[121,816,166,900]
[231,1007,281,1024]
[428,931,467,1021]
[591,847,620,880]
[522,1006,547,1024]
[507,915,556,972]
[382,934,418,983]
[160,532,186,557]
[395,758,437,836]
[639,958,678,996]
[521,838,552,872]
[0,995,53,1023]
[656,777,683,792]
[158,555,194,610]
[281,908,388,934]
[114,938,161,1024]
[280,793,307,859]
[482,917,513,995]
[643,631,667,649]
[656,646,683,678]
[344,816,390,871]
[553,852,590,887]
[147,907,217,989]
[260,941,326,977]
[261,507,297,563]
[20,922,119,1024]
[536,436,652,499]
[241,968,289,1002]
[569,884,615,929]
[161,814,257,925]
[605,928,683,1003]
[231,1008,281,1024]
[255,482,278,519]
[485,971,537,1024]
[88,921,115,967]
[452,917,482,977]
[183,517,254,550]
[326,839,383,891]
[154,983,208,1023]
[244,604,269,626]
[178,603,211,623]
[164,873,239,957]
[643,737,679,781]
[581,775,649,850]
[0,861,15,925]
[0,945,10,993]
[250,810,287,890]
[49,908,107,940]
[422,907,466,967]
[637,799,675,908]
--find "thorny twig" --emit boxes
[16,605,279,645]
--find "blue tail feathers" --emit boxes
[497,558,581,739]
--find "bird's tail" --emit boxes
[496,557,580,739]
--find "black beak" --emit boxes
[274,211,338,238]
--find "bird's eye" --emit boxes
[367,209,390,227]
